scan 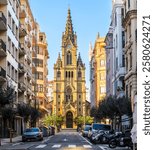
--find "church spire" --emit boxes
[62,8,77,46]
[65,8,74,36]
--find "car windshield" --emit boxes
[93,124,111,131]
[84,126,91,131]
[25,128,39,132]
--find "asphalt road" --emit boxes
[0,130,130,150]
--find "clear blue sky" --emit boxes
[29,0,112,88]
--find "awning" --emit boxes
[131,124,137,144]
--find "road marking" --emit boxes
[12,143,21,146]
[52,144,61,148]
[63,138,68,141]
[68,145,76,148]
[78,133,93,145]
[99,146,108,150]
[35,144,47,148]
[83,145,92,148]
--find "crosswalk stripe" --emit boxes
[83,145,92,148]
[68,145,76,148]
[35,144,47,148]
[99,146,107,150]
[52,144,61,148]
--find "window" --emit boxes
[100,60,105,66]
[37,47,43,55]
[36,72,43,80]
[130,52,132,69]
[37,84,43,92]
[7,62,11,76]
[34,59,43,67]
[71,71,73,78]
[116,57,118,70]
[78,70,82,78]
[8,12,11,28]
[58,95,60,98]
[57,71,61,78]
[66,51,72,65]
[39,36,43,42]
[100,86,106,94]
[12,19,15,34]
[79,95,81,98]
[122,54,125,67]
[122,31,125,48]
[116,34,118,48]
[121,8,124,18]
[135,29,137,42]
[126,56,128,71]
[115,12,117,26]
[8,38,11,53]
[128,0,130,8]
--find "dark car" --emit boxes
[82,125,91,137]
[49,126,55,135]
[22,127,43,142]
[88,123,111,139]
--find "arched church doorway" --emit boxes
[66,111,73,128]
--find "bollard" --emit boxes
[9,129,13,143]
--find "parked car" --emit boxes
[22,127,43,142]
[49,126,55,135]
[88,123,111,140]
[39,126,49,137]
[82,125,91,137]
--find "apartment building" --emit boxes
[105,26,114,97]
[122,0,137,146]
[0,0,21,137]
[32,28,50,118]
[93,34,106,107]
[111,0,125,97]
[89,43,95,108]
[47,80,54,114]
[18,0,34,106]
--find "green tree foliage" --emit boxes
[74,116,94,126]
[42,114,64,127]
[90,96,132,122]
[17,103,31,122]
[0,85,15,107]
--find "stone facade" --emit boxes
[53,8,86,129]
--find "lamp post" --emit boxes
[83,102,86,126]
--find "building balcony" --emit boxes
[27,71,32,80]
[122,9,137,27]
[0,66,6,82]
[19,23,27,37]
[116,67,126,79]
[0,11,7,31]
[25,37,32,48]
[18,82,26,92]
[19,43,26,57]
[18,63,26,74]
[0,39,6,57]
[19,5,26,18]
[0,0,7,5]
[25,54,31,64]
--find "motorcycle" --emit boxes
[109,131,133,149]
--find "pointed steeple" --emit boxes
[65,8,74,36]
[56,52,62,67]
[77,52,84,67]
[62,8,77,46]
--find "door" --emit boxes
[66,111,73,128]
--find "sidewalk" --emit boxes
[0,136,22,146]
